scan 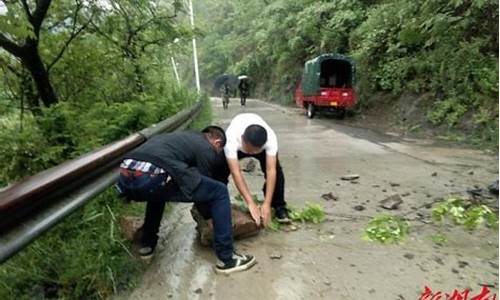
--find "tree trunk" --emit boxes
[132,60,144,93]
[21,70,41,114]
[22,45,58,107]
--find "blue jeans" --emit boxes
[117,171,234,263]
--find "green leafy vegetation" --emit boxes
[289,203,326,224]
[430,233,448,245]
[363,215,410,244]
[0,191,145,299]
[364,198,498,245]
[196,0,498,147]
[432,198,499,230]
[233,194,263,213]
[232,196,326,229]
[0,1,200,298]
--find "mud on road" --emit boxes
[124,99,498,300]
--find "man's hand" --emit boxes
[260,203,272,227]
[248,202,261,226]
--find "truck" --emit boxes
[295,54,356,119]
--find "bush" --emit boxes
[0,191,145,299]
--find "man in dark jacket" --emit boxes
[116,126,255,274]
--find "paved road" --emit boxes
[125,98,498,300]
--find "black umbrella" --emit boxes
[214,74,239,91]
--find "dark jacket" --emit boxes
[124,132,221,199]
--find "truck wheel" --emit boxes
[337,108,346,119]
[306,103,315,119]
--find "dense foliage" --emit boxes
[0,1,200,298]
[0,96,211,299]
[196,0,498,145]
[0,0,197,186]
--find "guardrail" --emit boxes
[0,101,202,263]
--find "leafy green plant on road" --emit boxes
[232,196,326,230]
[363,215,410,244]
[289,203,326,224]
[430,233,448,245]
[432,198,498,230]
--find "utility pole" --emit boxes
[188,0,201,93]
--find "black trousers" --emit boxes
[237,151,286,208]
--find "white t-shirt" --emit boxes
[224,113,278,159]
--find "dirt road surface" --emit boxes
[124,99,498,300]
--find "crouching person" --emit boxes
[116,126,255,274]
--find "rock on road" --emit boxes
[124,98,498,300]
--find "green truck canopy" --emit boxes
[301,54,355,96]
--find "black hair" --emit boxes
[243,124,267,148]
[202,125,227,147]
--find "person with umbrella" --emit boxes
[214,74,238,110]
[238,75,250,106]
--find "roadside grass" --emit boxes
[0,95,210,299]
[188,94,212,130]
[0,190,145,299]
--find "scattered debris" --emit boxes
[319,234,335,241]
[489,180,499,195]
[466,188,493,200]
[242,159,256,173]
[433,256,445,266]
[403,253,415,260]
[458,261,469,268]
[380,194,403,210]
[401,192,411,197]
[321,192,338,201]
[353,205,365,211]
[119,216,144,242]
[341,174,360,181]
[270,253,282,260]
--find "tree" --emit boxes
[0,0,95,109]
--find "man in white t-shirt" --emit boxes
[224,113,290,226]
